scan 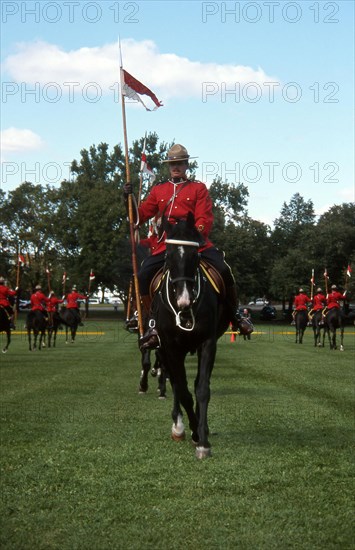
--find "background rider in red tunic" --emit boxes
[0,276,17,329]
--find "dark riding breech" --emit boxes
[138,247,235,296]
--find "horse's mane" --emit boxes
[164,213,204,245]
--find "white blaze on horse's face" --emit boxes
[175,245,191,308]
[176,282,191,309]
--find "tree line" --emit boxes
[1,133,354,308]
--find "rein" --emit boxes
[164,268,201,331]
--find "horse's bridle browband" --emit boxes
[165,239,200,247]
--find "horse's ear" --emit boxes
[186,211,195,228]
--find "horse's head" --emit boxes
[163,212,203,310]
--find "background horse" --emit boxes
[59,307,80,344]
[311,310,324,347]
[0,307,11,353]
[324,308,344,351]
[139,349,167,399]
[47,312,63,348]
[295,310,308,344]
[151,213,230,459]
[27,310,47,351]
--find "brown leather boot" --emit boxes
[139,295,160,350]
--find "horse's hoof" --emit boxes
[195,446,212,459]
[158,395,166,400]
[2,348,7,354]
[138,389,147,394]
[340,346,344,352]
[171,431,186,442]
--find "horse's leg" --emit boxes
[2,330,11,353]
[28,329,32,351]
[139,350,151,394]
[340,327,344,351]
[168,358,197,443]
[65,326,69,344]
[53,328,57,348]
[194,340,216,458]
[170,387,186,441]
[332,329,337,350]
[158,368,167,399]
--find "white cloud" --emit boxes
[1,127,44,153]
[2,38,279,100]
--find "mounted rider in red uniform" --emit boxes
[291,288,311,324]
[0,276,18,329]
[124,143,242,350]
[47,290,64,328]
[308,287,326,321]
[28,284,50,324]
[65,285,86,326]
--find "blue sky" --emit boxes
[1,0,354,226]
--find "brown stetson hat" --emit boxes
[162,144,198,163]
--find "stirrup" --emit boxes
[139,323,161,351]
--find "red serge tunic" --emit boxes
[0,285,16,307]
[137,180,214,256]
[327,291,346,309]
[66,291,86,309]
[312,293,326,311]
[31,291,49,311]
[293,293,311,310]
[47,296,64,313]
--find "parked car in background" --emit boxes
[260,305,277,321]
[248,298,268,306]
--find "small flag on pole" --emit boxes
[140,151,156,183]
[89,270,95,281]
[310,269,315,286]
[346,264,352,277]
[18,254,25,264]
[324,268,329,279]
[62,272,67,284]
[121,69,163,111]
[46,267,51,274]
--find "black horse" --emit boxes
[59,307,81,344]
[47,312,63,348]
[324,308,344,351]
[27,310,47,351]
[151,213,230,459]
[139,349,167,399]
[311,310,324,347]
[295,309,308,344]
[0,307,11,353]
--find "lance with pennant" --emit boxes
[46,266,52,294]
[14,250,23,324]
[310,268,315,300]
[118,38,162,339]
[344,263,352,291]
[324,268,329,295]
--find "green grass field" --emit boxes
[1,312,354,549]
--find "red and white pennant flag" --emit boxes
[346,264,352,277]
[121,69,163,111]
[89,270,95,281]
